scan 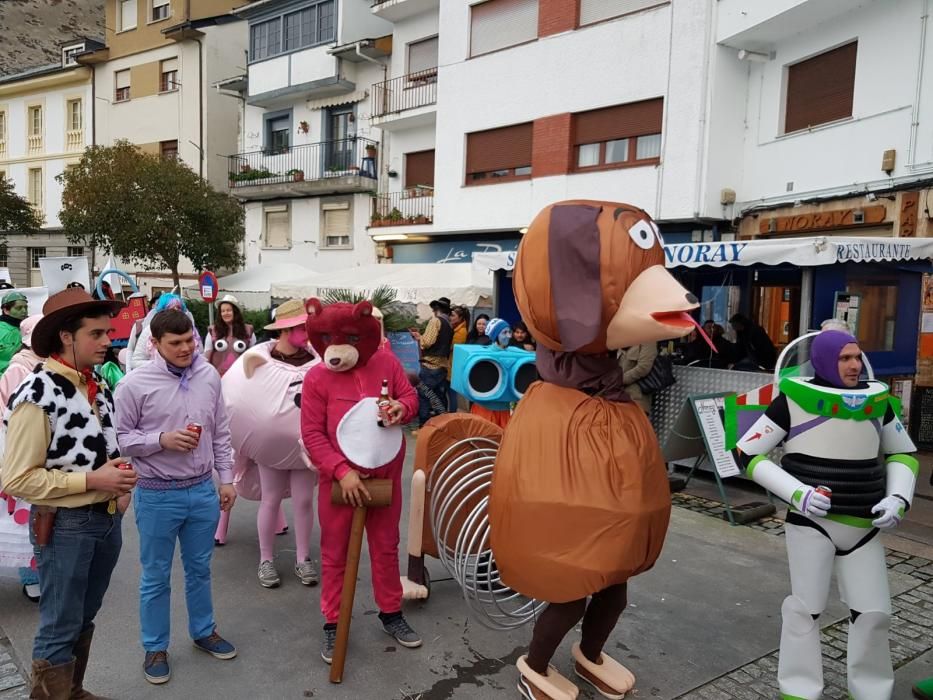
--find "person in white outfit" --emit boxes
[735,330,918,700]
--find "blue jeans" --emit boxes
[134,480,220,652]
[30,506,123,664]
[418,366,448,426]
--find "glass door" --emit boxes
[326,107,354,172]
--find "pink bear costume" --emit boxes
[215,341,319,554]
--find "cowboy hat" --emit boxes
[31,288,125,358]
[264,298,307,330]
[429,296,452,313]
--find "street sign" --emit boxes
[199,270,218,303]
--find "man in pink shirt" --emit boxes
[115,309,237,686]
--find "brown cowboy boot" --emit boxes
[70,626,113,700]
[30,658,75,700]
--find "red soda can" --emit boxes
[187,423,202,444]
[815,485,832,498]
[118,461,132,471]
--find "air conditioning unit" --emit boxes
[853,210,865,224]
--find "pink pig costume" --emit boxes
[221,340,319,577]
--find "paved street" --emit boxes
[1,445,932,699]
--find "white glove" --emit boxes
[871,496,906,530]
[797,486,831,518]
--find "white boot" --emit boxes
[846,610,893,699]
[777,595,823,700]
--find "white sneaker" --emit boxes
[258,560,281,588]
[295,559,318,586]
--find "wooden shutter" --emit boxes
[466,123,533,174]
[115,70,130,89]
[785,42,857,133]
[264,205,290,248]
[405,150,435,188]
[323,202,351,247]
[574,98,663,145]
[580,0,667,26]
[408,37,438,75]
[470,0,538,57]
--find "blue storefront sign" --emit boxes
[392,239,520,264]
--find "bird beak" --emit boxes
[606,265,701,350]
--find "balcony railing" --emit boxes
[370,188,433,227]
[227,137,378,189]
[27,134,42,154]
[372,69,437,118]
[66,129,83,152]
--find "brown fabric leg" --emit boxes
[527,598,587,674]
[579,583,628,663]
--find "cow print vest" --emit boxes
[1,365,119,474]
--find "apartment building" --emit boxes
[78,0,246,295]
[225,0,393,272]
[368,0,717,264]
[0,39,99,287]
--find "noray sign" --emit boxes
[662,236,933,270]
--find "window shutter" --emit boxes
[161,57,177,73]
[785,42,857,133]
[153,0,169,7]
[408,37,438,74]
[470,0,538,57]
[120,0,137,29]
[574,98,663,145]
[265,206,290,248]
[116,70,131,89]
[580,0,666,26]
[405,150,435,188]
[466,122,533,174]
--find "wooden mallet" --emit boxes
[329,477,393,684]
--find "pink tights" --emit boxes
[258,466,317,564]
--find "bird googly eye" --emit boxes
[649,220,664,245]
[628,220,657,250]
[214,339,229,352]
[232,340,247,353]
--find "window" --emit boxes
[580,0,668,26]
[62,43,85,66]
[465,122,533,184]
[0,246,7,268]
[784,42,857,134]
[0,110,5,155]
[67,246,85,258]
[151,0,170,21]
[115,70,131,102]
[407,36,438,79]
[263,204,290,248]
[405,150,435,189]
[265,112,291,153]
[470,0,538,58]
[573,98,663,170]
[160,58,178,92]
[27,168,43,209]
[321,201,352,249]
[119,0,137,30]
[251,1,336,62]
[160,140,178,159]
[29,247,47,270]
[28,106,42,137]
[67,99,82,131]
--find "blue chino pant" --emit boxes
[30,506,122,664]
[134,480,220,652]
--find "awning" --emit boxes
[307,90,367,110]
[473,237,933,272]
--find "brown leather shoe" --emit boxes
[70,626,113,700]
[30,658,74,700]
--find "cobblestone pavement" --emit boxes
[0,634,27,700]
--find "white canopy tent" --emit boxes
[474,236,933,272]
[183,263,313,309]
[270,263,493,317]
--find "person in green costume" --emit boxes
[0,292,28,375]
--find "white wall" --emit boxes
[714,0,933,206]
[339,0,394,45]
[204,21,249,191]
[388,9,438,78]
[432,0,710,230]
[243,193,377,271]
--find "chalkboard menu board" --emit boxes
[912,386,933,449]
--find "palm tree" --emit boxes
[320,285,418,332]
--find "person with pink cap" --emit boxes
[0,314,45,601]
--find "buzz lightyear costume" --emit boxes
[735,330,918,700]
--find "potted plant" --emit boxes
[287,168,304,182]
[370,212,383,228]
[297,120,310,134]
[387,207,404,224]
[365,143,378,158]
[239,164,251,174]
[414,214,429,225]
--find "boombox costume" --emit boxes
[734,330,917,700]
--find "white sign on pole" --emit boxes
[38,257,91,294]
